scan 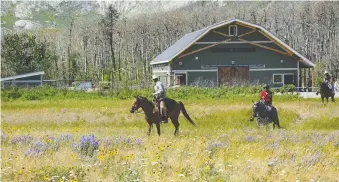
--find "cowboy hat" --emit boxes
[152,74,158,80]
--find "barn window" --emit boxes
[273,74,283,84]
[229,25,237,36]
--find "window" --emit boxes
[229,25,237,36]
[273,74,283,84]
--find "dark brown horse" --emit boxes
[130,96,196,136]
[316,82,335,103]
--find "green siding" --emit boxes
[187,71,217,86]
[250,70,298,87]
[172,43,297,70]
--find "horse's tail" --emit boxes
[179,101,196,126]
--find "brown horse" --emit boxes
[130,96,196,136]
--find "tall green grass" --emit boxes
[1,85,300,102]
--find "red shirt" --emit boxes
[260,90,272,103]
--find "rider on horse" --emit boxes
[260,84,273,108]
[250,84,280,128]
[152,74,168,123]
[324,71,335,94]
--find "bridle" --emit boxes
[130,98,144,114]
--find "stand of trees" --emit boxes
[2,1,339,90]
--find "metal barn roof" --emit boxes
[150,18,315,67]
[0,71,45,82]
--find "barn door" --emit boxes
[218,67,249,86]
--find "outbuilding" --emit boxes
[151,18,315,88]
[1,71,45,89]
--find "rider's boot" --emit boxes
[160,101,168,123]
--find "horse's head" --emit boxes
[130,96,141,113]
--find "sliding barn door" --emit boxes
[218,67,249,86]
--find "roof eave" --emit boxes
[0,71,45,82]
[150,60,170,65]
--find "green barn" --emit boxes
[151,18,315,88]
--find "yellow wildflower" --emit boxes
[59,179,65,182]
[71,153,76,160]
[99,155,105,161]
[123,153,134,160]
[43,175,49,181]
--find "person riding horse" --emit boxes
[250,84,280,128]
[152,74,168,123]
[260,84,273,108]
[324,71,335,94]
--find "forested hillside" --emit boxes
[1,1,339,88]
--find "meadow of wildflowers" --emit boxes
[1,98,339,181]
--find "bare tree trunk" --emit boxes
[68,18,74,86]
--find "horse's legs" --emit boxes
[265,118,270,131]
[256,118,260,128]
[271,107,281,129]
[147,123,152,136]
[155,122,161,136]
[321,95,325,103]
[331,95,335,102]
[170,115,180,136]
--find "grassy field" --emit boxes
[1,97,339,182]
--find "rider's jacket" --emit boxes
[260,90,272,105]
[154,81,166,99]
[324,74,331,82]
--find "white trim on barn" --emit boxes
[297,61,300,88]
[153,70,169,73]
[249,68,298,71]
[172,69,218,73]
[195,41,274,44]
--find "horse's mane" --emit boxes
[137,96,154,107]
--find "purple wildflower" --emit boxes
[104,139,112,147]
[245,136,256,143]
[135,138,143,145]
[207,141,228,150]
[302,152,322,167]
[265,141,280,150]
[57,134,74,143]
[267,157,278,167]
[11,135,33,145]
[24,137,61,157]
[78,134,99,157]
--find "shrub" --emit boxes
[1,85,300,102]
[279,84,296,94]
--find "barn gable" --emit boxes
[151,18,315,89]
[150,18,314,68]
